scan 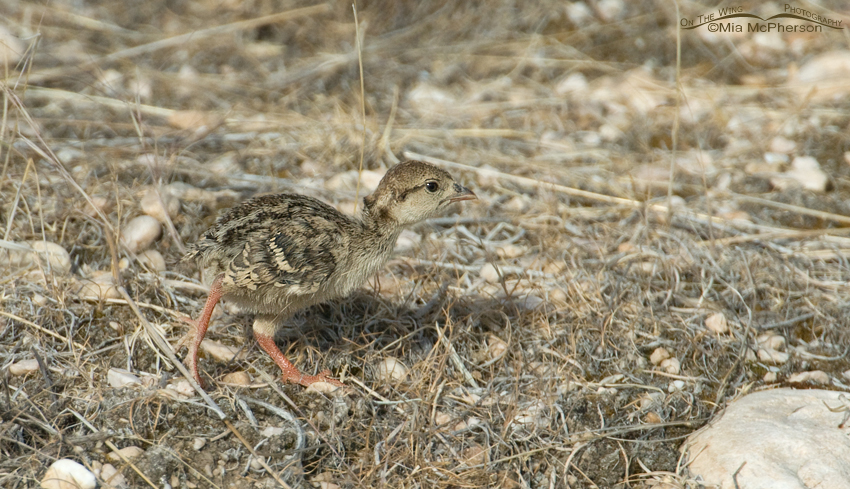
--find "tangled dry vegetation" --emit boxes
[2,0,850,487]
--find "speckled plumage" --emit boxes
[180,160,475,389]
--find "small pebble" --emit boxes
[100,463,128,488]
[77,272,121,300]
[137,249,166,272]
[495,244,525,259]
[487,334,508,360]
[462,445,489,465]
[786,156,828,192]
[479,263,500,283]
[757,348,790,364]
[107,446,144,462]
[304,381,343,394]
[107,368,141,388]
[704,312,728,334]
[193,438,206,451]
[9,359,39,376]
[261,427,285,437]
[542,261,567,274]
[166,379,195,398]
[650,347,671,366]
[84,196,112,218]
[787,370,829,385]
[3,241,72,275]
[763,372,778,383]
[511,400,547,428]
[550,288,567,303]
[221,371,252,385]
[200,340,244,362]
[769,136,797,154]
[661,358,681,375]
[375,357,408,382]
[41,459,97,489]
[141,188,181,223]
[121,216,162,253]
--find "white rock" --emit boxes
[705,312,728,334]
[550,288,567,303]
[844,369,850,382]
[511,400,548,428]
[121,216,161,253]
[555,73,588,96]
[166,379,195,398]
[758,334,785,351]
[495,244,525,259]
[140,188,181,223]
[304,381,343,394]
[200,339,244,362]
[100,463,128,488]
[479,263,500,283]
[107,446,144,462]
[650,347,671,366]
[375,357,408,382]
[764,152,789,165]
[221,371,251,385]
[41,459,97,489]
[2,241,72,275]
[758,348,790,364]
[193,437,206,451]
[261,426,285,437]
[769,136,796,154]
[137,249,166,272]
[9,358,39,376]
[661,357,681,375]
[683,388,850,489]
[487,334,508,360]
[566,1,593,24]
[786,156,828,192]
[107,368,141,388]
[77,272,121,300]
[787,370,829,385]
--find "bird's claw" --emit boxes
[284,369,345,388]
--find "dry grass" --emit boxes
[2,0,850,487]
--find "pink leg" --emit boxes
[254,332,345,388]
[180,274,224,388]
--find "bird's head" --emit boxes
[363,160,476,226]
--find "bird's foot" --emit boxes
[283,368,345,388]
[175,317,206,388]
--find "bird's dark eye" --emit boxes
[425,181,440,193]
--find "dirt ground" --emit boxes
[2,1,850,488]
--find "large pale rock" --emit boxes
[683,388,850,489]
[41,459,97,489]
[2,241,72,275]
[120,216,161,253]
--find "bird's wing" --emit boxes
[224,213,344,295]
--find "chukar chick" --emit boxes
[180,159,476,389]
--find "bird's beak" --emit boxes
[444,184,477,204]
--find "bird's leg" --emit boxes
[178,274,224,388]
[253,316,345,388]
